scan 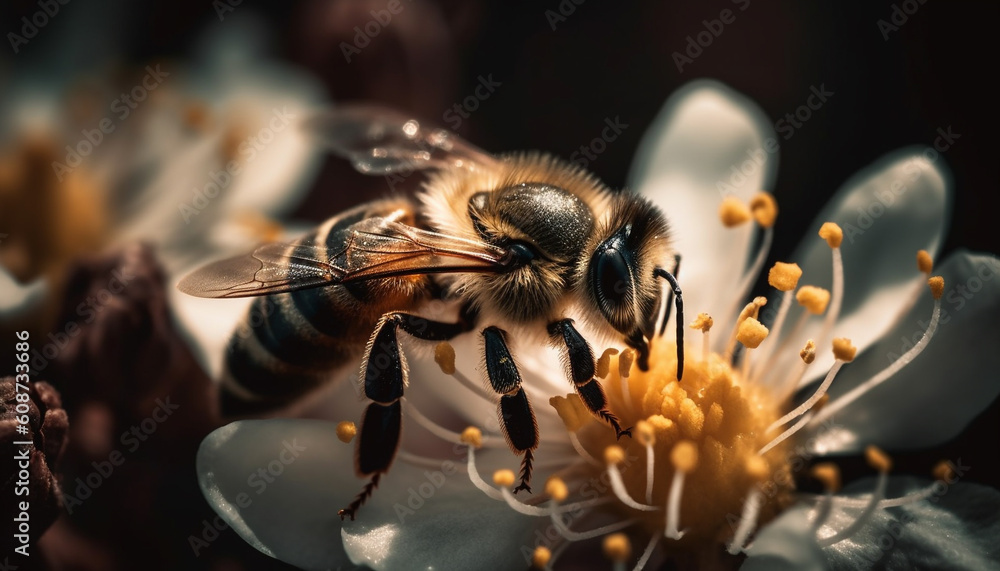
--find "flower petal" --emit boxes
[628,80,777,331]
[765,149,952,388]
[341,449,535,571]
[197,418,359,570]
[742,508,826,571]
[0,268,47,321]
[807,476,1000,570]
[805,250,1000,454]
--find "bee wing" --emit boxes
[304,105,499,174]
[178,217,508,299]
[177,241,339,298]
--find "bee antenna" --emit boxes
[654,261,684,380]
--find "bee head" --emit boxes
[582,196,672,345]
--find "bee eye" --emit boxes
[589,234,635,328]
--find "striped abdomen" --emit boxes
[220,199,429,416]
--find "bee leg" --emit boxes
[549,319,632,440]
[340,309,478,520]
[482,326,538,494]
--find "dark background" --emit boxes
[2,1,998,569]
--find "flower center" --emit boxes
[560,340,795,550]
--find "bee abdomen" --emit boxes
[220,291,364,416]
[218,198,426,417]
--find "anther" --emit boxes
[796,286,830,315]
[725,298,767,359]
[671,441,698,474]
[545,476,569,502]
[603,533,632,564]
[336,421,357,443]
[493,469,516,487]
[461,426,483,449]
[933,460,957,483]
[619,348,636,378]
[531,546,552,570]
[865,445,892,473]
[831,337,857,362]
[800,339,817,364]
[604,445,626,466]
[434,342,456,375]
[745,456,769,482]
[690,313,713,332]
[690,313,713,362]
[928,275,944,300]
[596,348,619,379]
[719,197,752,227]
[550,394,591,433]
[818,222,843,249]
[767,262,802,291]
[750,192,778,228]
[810,463,842,493]
[635,420,656,447]
[737,318,768,349]
[917,250,933,274]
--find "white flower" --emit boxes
[195,81,1000,570]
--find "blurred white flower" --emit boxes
[1,12,327,374]
[196,81,1000,570]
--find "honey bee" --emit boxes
[178,106,684,519]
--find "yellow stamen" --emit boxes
[928,276,944,300]
[800,339,817,364]
[831,338,857,362]
[796,286,831,315]
[933,460,957,482]
[545,476,569,502]
[596,348,619,379]
[549,394,591,432]
[865,446,893,473]
[690,313,713,332]
[745,455,769,482]
[719,196,752,227]
[335,421,357,443]
[725,298,767,358]
[493,469,516,487]
[602,533,631,562]
[604,445,626,466]
[531,546,551,569]
[750,192,778,228]
[737,318,769,349]
[460,426,483,449]
[619,348,636,378]
[917,250,933,274]
[818,222,843,248]
[811,462,842,493]
[670,441,699,473]
[767,262,802,291]
[635,420,656,446]
[434,342,456,375]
